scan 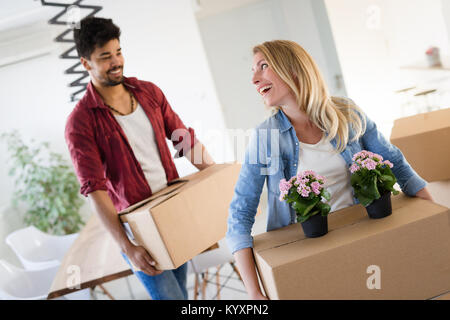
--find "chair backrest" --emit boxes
[6,226,79,270]
[189,244,234,274]
[0,260,59,300]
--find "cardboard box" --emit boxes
[253,194,450,300]
[390,108,450,182]
[119,163,241,270]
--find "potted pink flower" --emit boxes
[349,150,399,219]
[279,170,331,238]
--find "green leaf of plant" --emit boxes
[1,131,85,235]
[316,202,331,216]
[321,189,331,201]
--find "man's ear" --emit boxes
[80,56,92,71]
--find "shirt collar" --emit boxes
[84,76,141,109]
[276,108,293,133]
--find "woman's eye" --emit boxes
[261,63,268,70]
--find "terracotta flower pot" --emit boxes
[366,192,392,219]
[300,213,328,238]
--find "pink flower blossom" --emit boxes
[350,163,360,173]
[289,176,298,186]
[300,185,311,197]
[372,153,383,162]
[317,174,326,184]
[302,170,316,179]
[311,181,321,195]
[383,160,394,168]
[279,179,292,193]
[279,191,288,201]
[361,158,377,170]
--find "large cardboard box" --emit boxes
[119,163,241,270]
[390,108,450,182]
[253,194,450,300]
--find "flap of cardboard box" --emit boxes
[118,164,239,216]
[118,180,188,215]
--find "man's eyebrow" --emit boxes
[251,59,265,72]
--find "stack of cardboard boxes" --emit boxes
[253,108,450,300]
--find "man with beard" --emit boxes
[65,17,215,300]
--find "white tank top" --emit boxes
[297,134,354,212]
[114,102,168,193]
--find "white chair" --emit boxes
[188,242,243,300]
[5,226,90,300]
[0,259,61,300]
[5,226,79,270]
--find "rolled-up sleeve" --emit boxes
[226,129,267,254]
[65,109,108,197]
[360,114,427,196]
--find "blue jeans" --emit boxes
[121,252,188,300]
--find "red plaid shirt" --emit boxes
[65,76,197,212]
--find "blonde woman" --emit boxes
[225,40,433,300]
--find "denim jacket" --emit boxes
[226,107,427,254]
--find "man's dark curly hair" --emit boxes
[74,17,121,59]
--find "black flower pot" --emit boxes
[300,213,328,238]
[366,192,392,219]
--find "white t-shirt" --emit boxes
[297,134,354,212]
[114,102,168,193]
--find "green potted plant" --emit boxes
[1,131,85,235]
[279,170,331,238]
[349,150,399,219]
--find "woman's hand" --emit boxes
[415,187,434,202]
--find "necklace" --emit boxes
[105,90,135,116]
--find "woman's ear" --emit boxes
[291,68,298,81]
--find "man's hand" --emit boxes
[184,141,215,171]
[124,244,163,276]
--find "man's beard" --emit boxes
[105,77,123,86]
[104,67,124,86]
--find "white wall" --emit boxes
[443,0,450,46]
[0,0,229,263]
[325,0,450,136]
[197,0,345,137]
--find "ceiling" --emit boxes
[194,0,263,19]
[0,0,264,31]
[0,0,53,31]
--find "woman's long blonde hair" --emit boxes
[253,40,366,152]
